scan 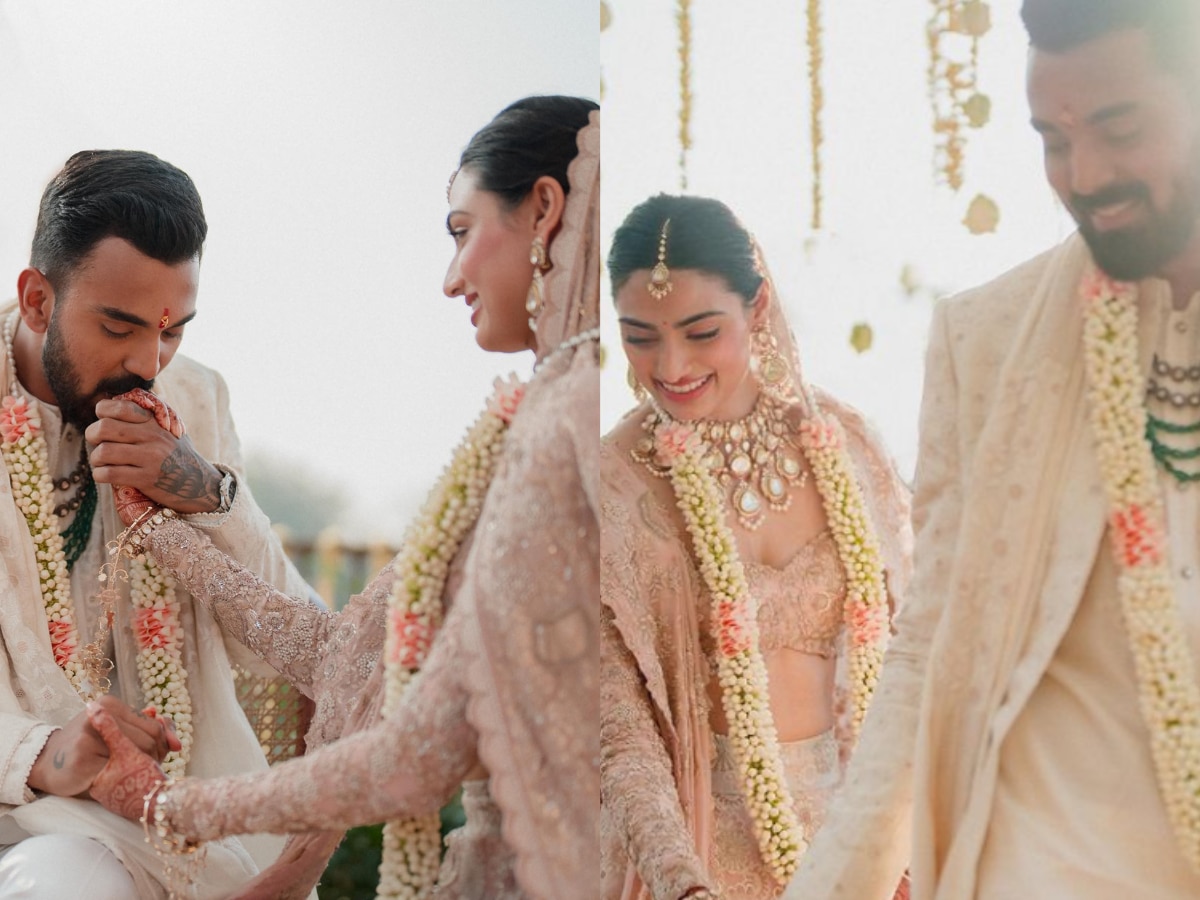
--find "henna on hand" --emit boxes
[117,389,185,438]
[86,703,167,822]
[113,484,158,527]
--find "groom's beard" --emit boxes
[1070,127,1200,285]
[43,321,154,429]
[1070,176,1200,283]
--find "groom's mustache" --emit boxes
[1071,182,1150,217]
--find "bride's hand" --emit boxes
[86,702,168,822]
[116,388,186,439]
[104,389,187,526]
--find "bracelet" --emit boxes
[125,507,178,554]
[141,781,205,897]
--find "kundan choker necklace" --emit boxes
[632,392,809,529]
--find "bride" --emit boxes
[84,96,599,900]
[600,194,911,899]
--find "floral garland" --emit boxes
[376,374,524,900]
[646,403,889,885]
[1080,269,1200,872]
[0,395,89,694]
[129,555,193,778]
[0,387,194,773]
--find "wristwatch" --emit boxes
[216,469,237,514]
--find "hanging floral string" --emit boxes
[926,0,997,233]
[806,0,824,230]
[676,0,693,190]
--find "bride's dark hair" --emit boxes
[457,95,598,209]
[608,194,764,305]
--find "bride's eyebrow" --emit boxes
[618,310,727,331]
[673,311,724,328]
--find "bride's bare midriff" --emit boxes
[706,471,836,743]
[706,650,836,742]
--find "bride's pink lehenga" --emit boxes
[97,111,600,900]
[600,388,913,900]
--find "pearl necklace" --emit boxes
[533,326,601,373]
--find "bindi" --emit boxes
[159,308,170,330]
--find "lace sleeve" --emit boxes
[602,604,713,899]
[142,518,352,695]
[163,595,477,840]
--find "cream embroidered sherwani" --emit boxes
[785,234,1200,899]
[0,326,314,897]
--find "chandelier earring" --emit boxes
[626,365,648,403]
[526,236,551,332]
[750,324,795,403]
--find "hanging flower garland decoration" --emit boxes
[806,0,824,231]
[676,0,693,191]
[644,403,889,885]
[927,0,997,233]
[376,374,524,900]
[1080,269,1200,872]
[0,395,88,694]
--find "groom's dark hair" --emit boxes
[1021,0,1197,89]
[31,150,207,292]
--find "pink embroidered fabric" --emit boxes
[716,531,845,660]
[600,393,912,900]
[143,110,600,900]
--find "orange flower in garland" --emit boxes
[1111,503,1165,569]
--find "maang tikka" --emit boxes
[526,236,550,331]
[648,218,673,300]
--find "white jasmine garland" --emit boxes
[129,555,193,778]
[0,395,88,694]
[0,391,195,775]
[376,375,523,900]
[646,401,890,886]
[0,392,196,773]
[1080,269,1200,872]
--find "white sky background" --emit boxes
[600,0,1076,479]
[0,0,598,541]
[0,0,1076,541]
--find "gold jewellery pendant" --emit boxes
[696,403,808,530]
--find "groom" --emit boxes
[787,1,1200,897]
[0,150,316,897]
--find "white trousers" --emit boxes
[0,834,136,898]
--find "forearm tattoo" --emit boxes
[155,446,220,507]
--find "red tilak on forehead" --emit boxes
[159,308,170,330]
